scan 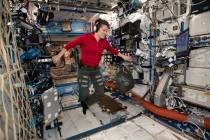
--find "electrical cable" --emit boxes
[185,121,207,140]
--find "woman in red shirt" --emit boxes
[53,19,131,114]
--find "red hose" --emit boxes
[132,93,187,122]
[132,93,210,130]
[143,100,188,122]
[204,117,210,130]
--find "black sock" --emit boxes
[81,101,88,115]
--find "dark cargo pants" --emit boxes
[78,66,104,106]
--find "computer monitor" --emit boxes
[176,30,189,58]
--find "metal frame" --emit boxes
[66,116,126,140]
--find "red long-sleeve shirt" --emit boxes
[64,33,119,68]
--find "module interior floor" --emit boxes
[61,93,143,139]
[43,85,192,140]
[44,91,144,139]
[82,115,191,140]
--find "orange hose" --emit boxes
[104,80,116,91]
[132,93,187,122]
[132,93,210,130]
[204,117,210,130]
[143,100,188,122]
